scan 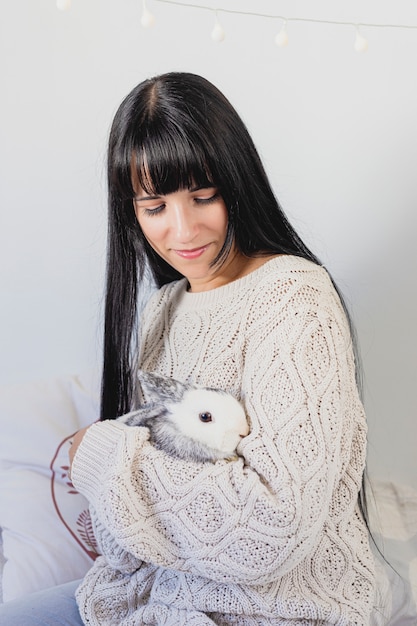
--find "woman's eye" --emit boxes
[143,204,165,216]
[194,192,220,205]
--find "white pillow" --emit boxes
[0,371,100,602]
[369,480,417,624]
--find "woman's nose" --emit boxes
[171,205,196,241]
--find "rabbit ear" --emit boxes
[137,370,190,404]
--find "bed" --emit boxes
[0,372,416,623]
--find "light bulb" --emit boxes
[56,0,71,10]
[275,21,289,47]
[211,14,225,42]
[354,27,368,52]
[141,0,155,28]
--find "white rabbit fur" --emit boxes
[117,371,249,463]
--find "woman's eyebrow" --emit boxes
[189,184,216,192]
[134,193,161,202]
[134,185,216,200]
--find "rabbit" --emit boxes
[117,370,249,463]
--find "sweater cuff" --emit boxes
[71,421,147,503]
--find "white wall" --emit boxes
[1,0,416,488]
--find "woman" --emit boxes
[0,72,377,625]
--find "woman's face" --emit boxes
[133,184,233,292]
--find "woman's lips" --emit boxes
[173,245,209,259]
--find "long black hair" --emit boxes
[101,71,356,420]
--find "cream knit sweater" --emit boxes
[72,255,376,625]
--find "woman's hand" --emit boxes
[69,425,92,476]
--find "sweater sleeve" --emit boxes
[71,270,366,587]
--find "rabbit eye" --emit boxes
[199,412,212,423]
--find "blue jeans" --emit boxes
[0,580,83,625]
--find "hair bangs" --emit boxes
[132,121,215,196]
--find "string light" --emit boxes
[211,11,225,43]
[57,0,417,52]
[148,0,417,52]
[275,20,289,48]
[141,0,156,28]
[56,0,71,10]
[354,26,369,52]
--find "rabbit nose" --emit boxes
[240,425,250,438]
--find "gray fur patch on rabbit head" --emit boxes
[137,370,189,404]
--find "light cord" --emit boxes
[151,0,417,30]
[57,0,417,52]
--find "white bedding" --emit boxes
[369,480,417,623]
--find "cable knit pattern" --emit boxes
[72,256,376,625]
